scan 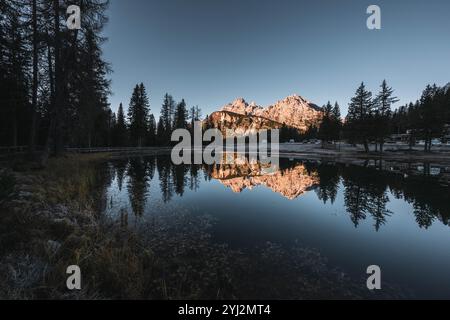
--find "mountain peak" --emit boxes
[233,97,247,105]
[277,94,310,105]
[222,97,262,115]
[217,94,323,133]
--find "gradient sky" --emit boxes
[103,0,450,117]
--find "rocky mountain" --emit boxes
[208,94,323,136]
[208,110,283,137]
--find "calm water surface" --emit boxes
[101,154,450,299]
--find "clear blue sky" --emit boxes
[102,0,450,118]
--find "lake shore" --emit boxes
[0,154,407,299]
[3,143,450,165]
[70,143,450,165]
[279,143,450,163]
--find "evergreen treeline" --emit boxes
[109,87,202,148]
[315,80,449,153]
[318,101,341,144]
[280,124,319,143]
[391,84,450,151]
[0,0,112,155]
[344,80,399,152]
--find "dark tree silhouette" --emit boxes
[346,82,374,153]
[172,163,188,196]
[128,83,150,147]
[173,99,189,130]
[115,158,129,192]
[113,103,128,146]
[147,114,157,146]
[315,163,340,205]
[189,164,201,191]
[319,101,341,144]
[157,156,174,203]
[373,80,398,152]
[341,166,392,229]
[126,157,149,217]
[158,93,175,145]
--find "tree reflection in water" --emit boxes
[106,154,450,231]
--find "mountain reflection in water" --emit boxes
[103,154,449,231]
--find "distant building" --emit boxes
[387,133,411,143]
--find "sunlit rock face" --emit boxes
[210,95,323,135]
[261,95,323,132]
[211,156,319,200]
[208,109,282,138]
[222,98,265,116]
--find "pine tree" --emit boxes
[173,99,188,130]
[189,106,202,123]
[0,1,29,147]
[331,102,342,142]
[346,82,374,152]
[29,0,39,152]
[419,84,444,152]
[374,80,398,152]
[319,101,334,144]
[128,83,150,147]
[160,94,175,144]
[147,114,156,146]
[188,105,202,143]
[156,116,166,146]
[113,103,128,146]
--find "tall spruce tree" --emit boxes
[373,80,398,152]
[419,84,445,152]
[173,99,188,130]
[128,83,150,147]
[160,94,175,144]
[147,113,156,146]
[319,101,341,145]
[156,116,166,146]
[113,103,128,146]
[331,102,342,142]
[319,101,334,144]
[346,82,374,152]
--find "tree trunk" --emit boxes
[424,133,432,153]
[363,140,369,153]
[40,45,55,167]
[11,104,17,147]
[29,0,38,153]
[53,0,63,155]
